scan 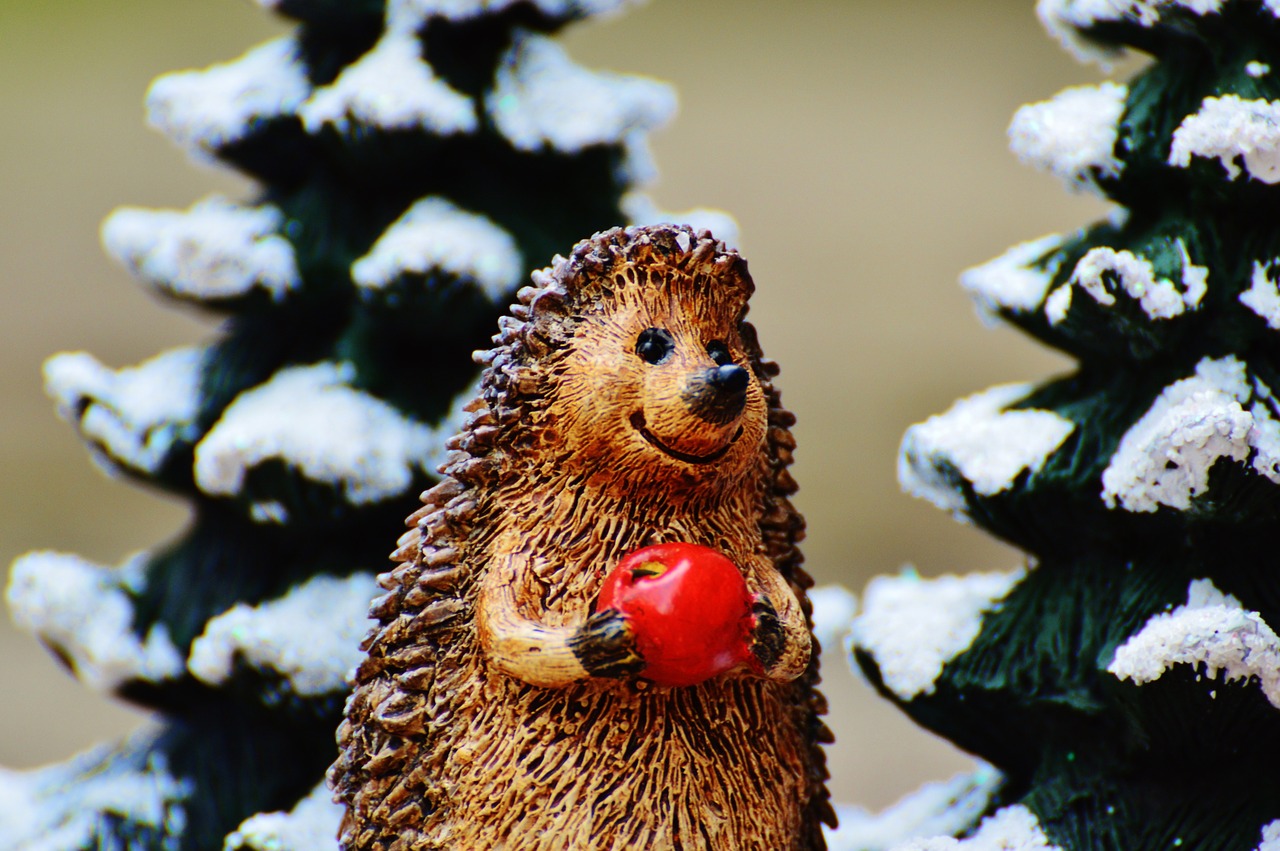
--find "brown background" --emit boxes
[0,0,1125,813]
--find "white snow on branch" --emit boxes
[1249,386,1280,482]
[6,552,184,692]
[851,567,1024,701]
[1099,355,1280,511]
[809,585,858,652]
[890,804,1062,851]
[147,36,310,159]
[622,192,740,250]
[960,233,1065,323]
[1009,82,1127,194]
[194,362,450,506]
[1241,260,1280,329]
[487,31,675,163]
[1054,244,1204,325]
[351,196,521,300]
[0,727,191,851]
[899,383,1075,517]
[102,196,300,303]
[1169,95,1280,184]
[44,346,204,476]
[1043,282,1073,326]
[1258,820,1280,851]
[1189,576,1242,608]
[1109,578,1280,708]
[1036,0,1279,65]
[825,763,1002,851]
[224,781,342,851]
[1247,61,1272,79]
[188,572,379,697]
[299,32,477,136]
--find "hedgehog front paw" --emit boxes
[570,609,644,678]
[749,595,786,673]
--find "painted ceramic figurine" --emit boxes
[330,225,834,850]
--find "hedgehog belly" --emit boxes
[433,672,812,850]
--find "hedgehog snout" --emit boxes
[682,365,749,426]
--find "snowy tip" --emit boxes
[146,36,310,157]
[102,196,300,303]
[487,32,676,161]
[351,197,522,300]
[1108,577,1280,709]
[1009,82,1127,194]
[899,383,1075,518]
[6,551,184,692]
[42,346,205,476]
[851,567,1024,701]
[189,573,379,697]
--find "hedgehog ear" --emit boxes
[689,237,718,267]
[709,252,754,301]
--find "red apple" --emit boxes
[597,542,754,687]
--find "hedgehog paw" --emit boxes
[571,609,644,678]
[749,595,786,672]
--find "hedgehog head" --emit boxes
[481,224,770,501]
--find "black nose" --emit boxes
[683,365,749,425]
[708,364,749,395]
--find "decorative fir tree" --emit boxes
[0,1,729,847]
[843,0,1280,849]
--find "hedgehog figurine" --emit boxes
[330,224,834,850]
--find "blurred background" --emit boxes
[0,0,1121,814]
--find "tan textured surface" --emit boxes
[0,0,1118,817]
[333,228,830,850]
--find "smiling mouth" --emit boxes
[630,413,743,465]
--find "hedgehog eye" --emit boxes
[705,340,732,367]
[636,328,675,365]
